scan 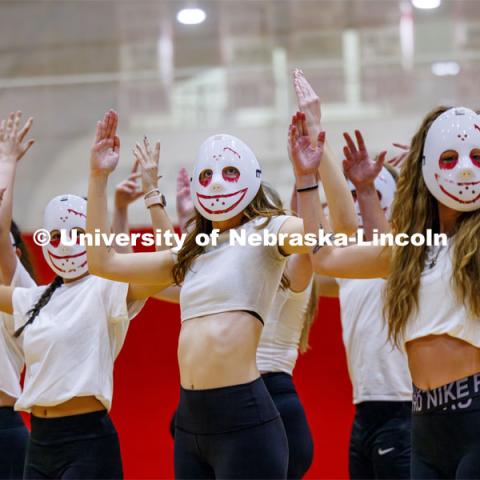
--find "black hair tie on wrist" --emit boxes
[296,184,319,193]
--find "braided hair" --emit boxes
[11,220,36,282]
[14,276,64,337]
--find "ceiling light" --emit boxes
[177,8,206,25]
[431,61,460,76]
[411,0,441,9]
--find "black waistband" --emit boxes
[261,372,296,395]
[413,372,480,414]
[176,377,279,434]
[30,410,116,444]
[355,401,412,424]
[0,407,26,430]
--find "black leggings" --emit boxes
[0,407,29,479]
[262,372,313,479]
[174,377,289,479]
[349,401,411,479]
[24,410,123,479]
[411,373,480,479]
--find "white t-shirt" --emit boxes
[180,215,292,323]
[256,282,312,375]
[337,277,412,404]
[404,244,480,348]
[0,259,36,398]
[12,275,144,412]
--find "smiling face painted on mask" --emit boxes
[42,194,88,279]
[422,107,480,212]
[191,134,262,221]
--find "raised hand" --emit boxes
[0,111,34,163]
[387,143,409,169]
[133,136,160,194]
[293,69,321,147]
[176,167,194,229]
[288,111,326,182]
[90,110,120,175]
[342,130,385,189]
[114,159,142,209]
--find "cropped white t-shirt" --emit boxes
[12,275,144,412]
[0,259,36,398]
[256,282,312,375]
[179,215,292,323]
[337,277,412,404]
[403,244,480,348]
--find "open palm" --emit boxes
[90,110,120,174]
[0,111,34,162]
[288,112,325,178]
[343,130,385,188]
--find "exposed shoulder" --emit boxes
[277,216,303,235]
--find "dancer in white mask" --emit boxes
[86,108,355,479]
[0,180,154,478]
[318,129,412,479]
[293,106,480,479]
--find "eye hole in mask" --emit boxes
[471,148,480,168]
[50,231,61,248]
[199,169,213,187]
[222,166,240,183]
[439,150,459,170]
[71,228,85,244]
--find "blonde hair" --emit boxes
[173,183,289,289]
[384,106,480,346]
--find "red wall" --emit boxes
[22,232,354,479]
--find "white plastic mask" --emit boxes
[191,134,262,221]
[42,194,88,279]
[323,168,396,228]
[422,107,480,212]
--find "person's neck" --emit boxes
[212,212,245,232]
[63,271,90,284]
[438,203,461,235]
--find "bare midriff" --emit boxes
[407,334,480,390]
[0,391,16,407]
[178,311,262,390]
[31,396,105,418]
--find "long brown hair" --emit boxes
[384,105,480,346]
[173,182,289,287]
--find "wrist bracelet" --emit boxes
[144,188,160,199]
[296,184,319,193]
[145,193,166,209]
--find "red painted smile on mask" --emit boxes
[435,173,480,204]
[197,188,248,214]
[47,250,87,273]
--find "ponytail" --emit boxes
[14,276,64,337]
